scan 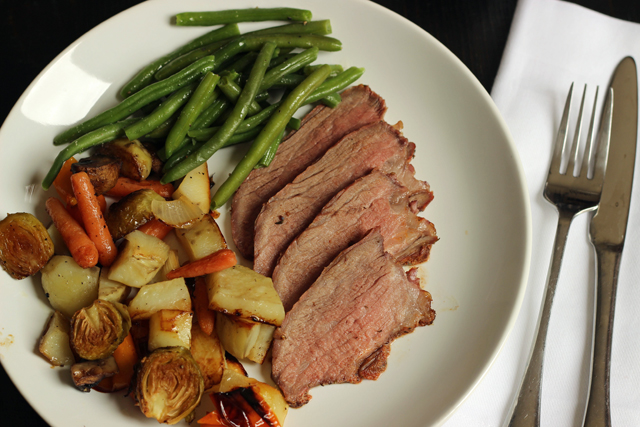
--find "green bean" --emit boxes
[153,34,341,81]
[302,66,365,105]
[154,37,234,81]
[189,101,282,141]
[54,56,217,146]
[259,47,318,92]
[244,20,332,37]
[175,8,312,26]
[120,24,240,97]
[165,72,221,157]
[210,65,332,209]
[191,98,230,130]
[320,93,342,108]
[224,52,259,73]
[42,118,140,190]
[255,128,286,169]
[271,73,305,88]
[268,53,297,69]
[124,84,196,141]
[303,63,343,76]
[163,126,263,172]
[162,42,277,184]
[287,117,302,130]
[218,75,262,116]
[145,114,179,140]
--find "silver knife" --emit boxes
[584,56,638,427]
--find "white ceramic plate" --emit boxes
[0,1,531,426]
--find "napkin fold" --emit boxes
[444,0,640,426]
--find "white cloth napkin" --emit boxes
[443,0,640,426]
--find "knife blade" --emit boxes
[584,56,638,427]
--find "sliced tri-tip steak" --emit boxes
[271,229,436,408]
[253,120,430,277]
[271,170,437,311]
[230,85,386,259]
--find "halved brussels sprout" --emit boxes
[135,347,204,425]
[70,299,131,360]
[106,189,165,241]
[0,212,53,279]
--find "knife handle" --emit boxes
[583,246,621,427]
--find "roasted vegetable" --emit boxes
[190,322,225,391]
[106,189,165,241]
[46,222,70,256]
[175,214,226,262]
[107,230,170,288]
[39,311,75,367]
[96,138,153,181]
[205,368,288,427]
[128,277,191,320]
[171,162,211,214]
[0,212,54,279]
[215,312,275,364]
[135,346,204,424]
[206,265,285,326]
[71,356,119,392]
[148,309,193,351]
[150,249,180,284]
[70,155,121,195]
[98,267,130,304]
[70,299,131,360]
[41,255,100,318]
[150,196,204,228]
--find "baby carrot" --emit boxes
[166,249,236,279]
[193,277,215,335]
[137,219,173,240]
[71,172,117,266]
[52,157,78,206]
[105,177,174,199]
[111,333,138,391]
[45,197,98,268]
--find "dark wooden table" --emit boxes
[1,1,638,425]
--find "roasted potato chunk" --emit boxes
[97,138,153,181]
[108,230,170,288]
[128,278,191,320]
[70,155,121,195]
[41,255,100,318]
[190,322,225,391]
[106,189,165,241]
[206,265,285,326]
[39,311,75,367]
[216,313,275,364]
[148,309,192,351]
[175,214,226,262]
[0,212,53,279]
[172,163,210,214]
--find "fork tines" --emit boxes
[552,83,613,180]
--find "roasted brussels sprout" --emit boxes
[106,189,165,241]
[70,299,131,360]
[135,347,204,425]
[0,212,53,279]
[71,356,119,392]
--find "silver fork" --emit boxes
[506,83,613,427]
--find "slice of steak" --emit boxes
[271,229,435,408]
[253,120,431,277]
[230,85,386,259]
[271,170,438,311]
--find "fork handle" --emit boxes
[583,246,620,427]
[506,210,574,427]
